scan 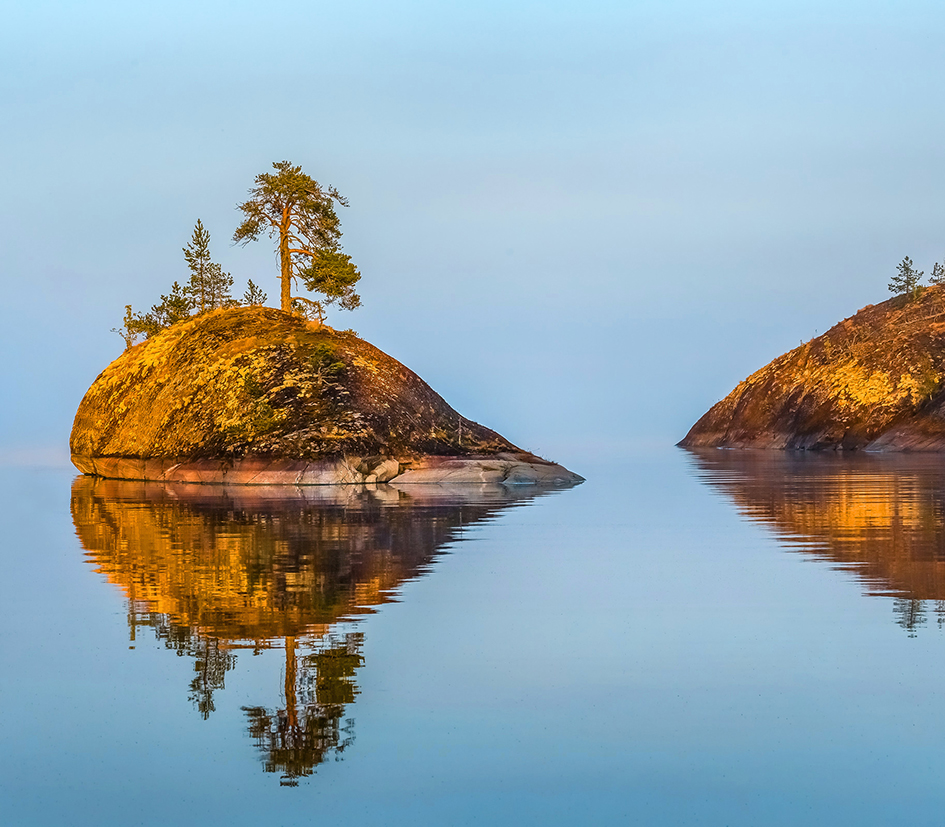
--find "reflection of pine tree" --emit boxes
[71,476,551,782]
[936,600,945,628]
[894,598,927,636]
[243,632,364,786]
[128,603,238,718]
[189,637,237,719]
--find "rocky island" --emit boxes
[680,286,945,451]
[71,306,582,485]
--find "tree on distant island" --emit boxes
[888,256,923,301]
[930,260,945,287]
[233,161,361,323]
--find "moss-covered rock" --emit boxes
[71,306,582,484]
[680,286,945,450]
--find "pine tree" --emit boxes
[889,256,924,301]
[243,279,268,306]
[112,221,237,347]
[183,219,213,313]
[182,219,236,311]
[233,161,361,323]
[145,281,195,333]
[930,261,945,286]
[205,262,235,309]
[299,249,361,322]
[115,282,195,347]
[112,305,144,350]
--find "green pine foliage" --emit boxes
[930,261,945,286]
[183,220,235,311]
[112,281,194,348]
[113,166,365,347]
[299,249,361,323]
[243,279,268,306]
[233,161,361,322]
[112,305,143,350]
[889,256,924,301]
[182,219,213,313]
[199,262,236,310]
[150,281,195,329]
[116,220,263,344]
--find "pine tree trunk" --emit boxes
[279,209,292,312]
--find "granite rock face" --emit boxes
[71,307,582,485]
[680,287,945,451]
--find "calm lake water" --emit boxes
[6,448,945,825]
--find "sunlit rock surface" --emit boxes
[681,287,945,450]
[70,306,582,484]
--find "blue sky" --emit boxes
[3,0,945,465]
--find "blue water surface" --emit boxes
[2,448,945,826]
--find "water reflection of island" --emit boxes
[71,477,565,783]
[686,450,945,634]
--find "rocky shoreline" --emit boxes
[71,453,582,486]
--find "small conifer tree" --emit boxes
[183,219,213,313]
[930,261,945,286]
[183,220,234,311]
[204,262,236,309]
[144,281,195,334]
[243,279,268,306]
[112,305,143,350]
[116,282,194,345]
[113,221,240,347]
[889,256,924,301]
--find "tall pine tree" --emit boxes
[233,162,360,322]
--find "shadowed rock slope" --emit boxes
[71,306,581,484]
[681,286,945,451]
